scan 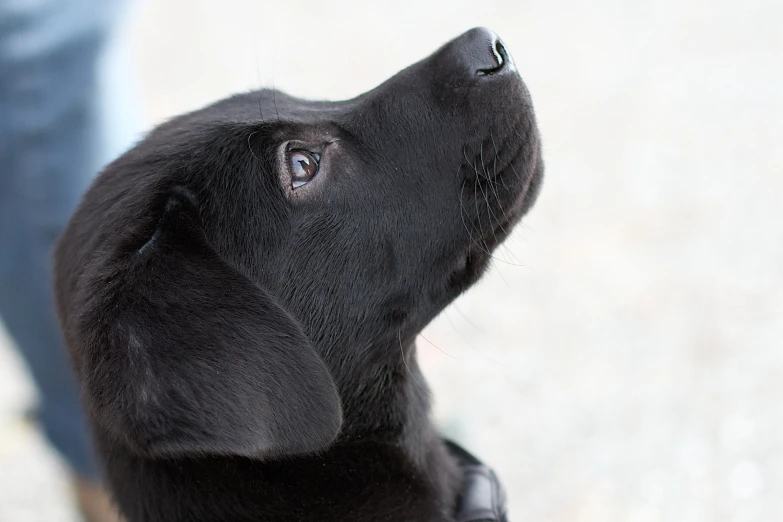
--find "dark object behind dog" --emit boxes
[53,28,543,521]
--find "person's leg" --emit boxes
[0,0,138,501]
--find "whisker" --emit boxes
[488,131,515,230]
[444,308,461,336]
[478,167,512,265]
[458,180,484,253]
[501,243,525,266]
[458,179,527,267]
[453,305,484,333]
[477,169,510,286]
[257,85,268,121]
[476,141,502,246]
[272,82,280,121]
[475,157,516,276]
[398,331,432,398]
[443,310,508,369]
[472,160,487,250]
[459,176,492,257]
[470,131,518,266]
[417,332,459,359]
[458,151,528,266]
[489,131,511,194]
[246,131,261,163]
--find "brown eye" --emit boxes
[289,150,319,188]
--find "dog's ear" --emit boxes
[73,187,342,459]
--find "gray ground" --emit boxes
[1,1,781,521]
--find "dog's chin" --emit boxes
[448,138,541,296]
[445,243,494,297]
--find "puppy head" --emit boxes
[54,28,542,460]
[268,29,543,348]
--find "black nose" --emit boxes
[454,27,511,76]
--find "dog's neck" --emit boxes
[331,340,432,457]
[337,340,461,505]
[324,339,460,495]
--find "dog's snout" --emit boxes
[454,27,512,76]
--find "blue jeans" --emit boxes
[0,0,138,479]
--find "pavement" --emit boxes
[1,1,781,521]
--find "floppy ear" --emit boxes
[73,187,342,458]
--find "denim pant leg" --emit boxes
[0,0,137,479]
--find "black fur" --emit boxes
[53,28,543,522]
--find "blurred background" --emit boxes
[1,0,780,521]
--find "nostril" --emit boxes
[477,37,508,76]
[455,28,514,77]
[491,39,505,68]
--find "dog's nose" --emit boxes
[453,27,513,76]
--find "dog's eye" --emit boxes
[289,150,319,189]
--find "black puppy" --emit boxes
[53,28,542,522]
